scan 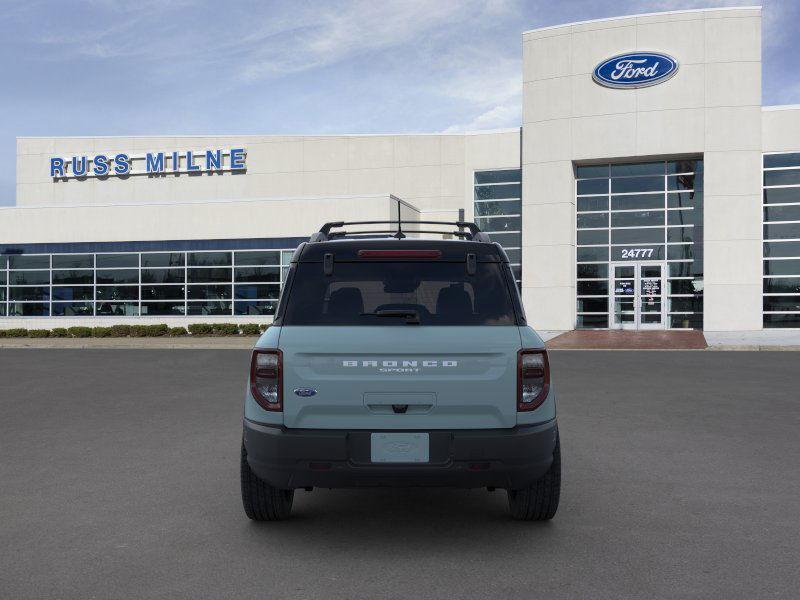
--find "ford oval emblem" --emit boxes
[293,388,317,397]
[593,52,678,89]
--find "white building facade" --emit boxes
[3,6,800,332]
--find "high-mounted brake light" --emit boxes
[357,250,442,259]
[250,349,282,411]
[518,349,550,411]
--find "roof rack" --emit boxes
[310,220,492,243]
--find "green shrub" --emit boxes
[5,328,28,337]
[50,328,69,338]
[130,325,148,337]
[146,324,169,337]
[168,326,188,336]
[130,324,169,337]
[212,323,239,336]
[92,327,113,338]
[67,326,92,338]
[0,330,6,338]
[28,329,51,338]
[240,323,261,335]
[188,323,213,336]
[259,324,269,333]
[109,324,132,337]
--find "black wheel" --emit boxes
[240,442,294,521]
[507,433,561,521]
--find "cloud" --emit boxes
[442,103,521,133]
[236,0,491,82]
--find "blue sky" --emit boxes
[1,0,798,206]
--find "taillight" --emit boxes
[357,250,442,259]
[250,349,282,411]
[518,349,550,411]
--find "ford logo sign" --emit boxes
[593,52,678,89]
[293,388,317,397]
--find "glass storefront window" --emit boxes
[10,287,50,301]
[234,251,280,266]
[577,179,607,195]
[53,286,94,301]
[9,271,50,285]
[474,200,521,217]
[96,269,138,284]
[52,270,93,284]
[576,314,608,328]
[141,253,185,268]
[474,169,522,288]
[8,302,49,316]
[141,285,186,300]
[187,252,232,266]
[234,285,281,300]
[235,301,277,316]
[577,213,608,229]
[577,197,608,212]
[9,255,49,269]
[96,286,138,301]
[234,266,280,282]
[187,268,231,283]
[141,268,185,283]
[52,254,93,269]
[0,245,297,319]
[187,301,233,315]
[764,153,800,328]
[52,302,93,316]
[577,230,608,245]
[187,285,232,300]
[96,303,138,316]
[611,176,664,194]
[474,170,520,184]
[140,302,185,316]
[96,254,138,268]
[576,159,704,329]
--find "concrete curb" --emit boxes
[0,337,258,349]
[707,344,800,351]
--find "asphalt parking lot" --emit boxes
[1,349,798,599]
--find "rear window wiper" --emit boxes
[360,309,420,324]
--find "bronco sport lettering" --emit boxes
[342,360,458,367]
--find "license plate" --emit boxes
[370,433,429,463]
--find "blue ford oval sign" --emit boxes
[293,388,317,397]
[593,52,678,89]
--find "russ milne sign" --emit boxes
[593,52,678,89]
[50,148,246,179]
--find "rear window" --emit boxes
[282,262,517,326]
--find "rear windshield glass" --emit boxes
[282,262,517,326]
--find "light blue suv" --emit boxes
[241,221,560,520]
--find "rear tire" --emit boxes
[240,442,294,521]
[507,433,561,521]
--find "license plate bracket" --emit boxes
[370,432,430,463]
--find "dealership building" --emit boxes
[3,6,800,332]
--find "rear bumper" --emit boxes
[243,418,558,490]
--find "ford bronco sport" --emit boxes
[241,220,560,521]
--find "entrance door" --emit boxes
[610,262,666,330]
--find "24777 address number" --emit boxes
[620,247,655,259]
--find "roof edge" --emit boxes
[763,104,800,112]
[522,5,762,36]
[16,128,521,141]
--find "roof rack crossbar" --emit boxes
[329,229,472,239]
[313,220,489,242]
